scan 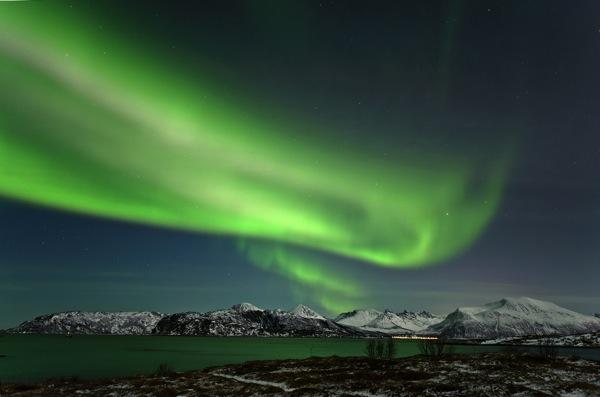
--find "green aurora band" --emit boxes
[0,3,511,311]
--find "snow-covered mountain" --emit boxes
[9,311,163,335]
[427,297,600,339]
[394,310,445,331]
[154,303,369,337]
[291,304,326,320]
[335,309,381,328]
[335,309,443,334]
[231,302,263,312]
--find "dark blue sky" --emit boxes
[2,0,600,328]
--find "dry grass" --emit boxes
[2,352,599,396]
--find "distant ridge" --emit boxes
[335,309,442,334]
[8,311,163,335]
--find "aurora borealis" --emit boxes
[2,1,600,324]
[0,1,511,309]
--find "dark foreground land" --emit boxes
[2,353,599,396]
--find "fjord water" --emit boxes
[3,335,375,382]
[1,335,599,383]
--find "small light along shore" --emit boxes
[1,352,599,396]
[392,335,439,340]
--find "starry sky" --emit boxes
[1,0,600,328]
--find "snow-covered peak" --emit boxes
[428,297,600,339]
[393,310,444,331]
[290,304,325,320]
[489,297,565,312]
[364,311,412,334]
[231,302,263,312]
[452,297,562,317]
[335,309,382,327]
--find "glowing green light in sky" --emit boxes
[0,3,511,307]
[239,241,364,312]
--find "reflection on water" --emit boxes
[0,335,598,383]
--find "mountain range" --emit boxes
[335,309,443,334]
[7,297,600,339]
[153,303,367,337]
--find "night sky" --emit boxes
[1,0,600,328]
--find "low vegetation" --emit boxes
[537,338,559,360]
[154,362,174,376]
[364,338,396,359]
[2,352,598,396]
[417,337,454,357]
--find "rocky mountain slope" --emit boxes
[427,297,600,339]
[154,303,369,337]
[9,311,163,335]
[335,309,443,334]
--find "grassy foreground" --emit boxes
[2,352,599,396]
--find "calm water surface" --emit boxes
[0,335,598,382]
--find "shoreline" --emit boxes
[3,331,600,348]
